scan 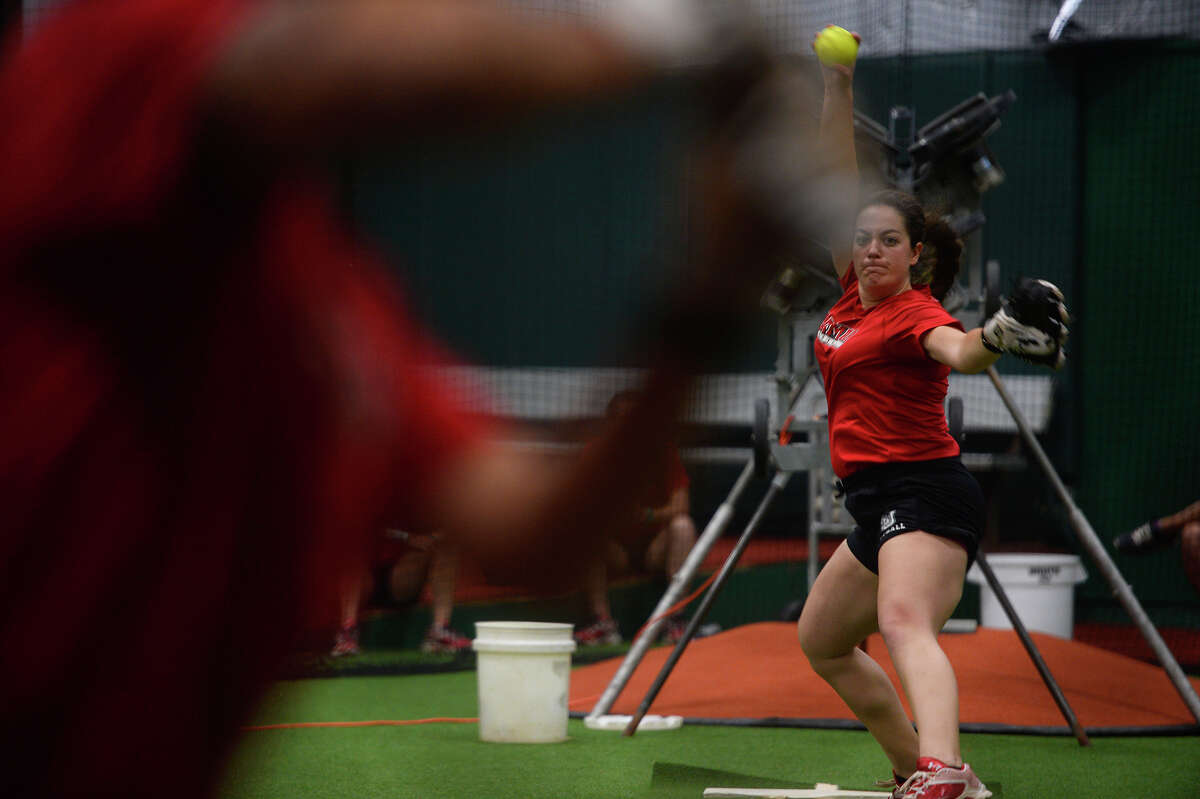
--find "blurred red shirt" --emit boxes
[0,0,485,795]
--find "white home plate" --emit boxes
[582,714,683,731]
[703,785,890,798]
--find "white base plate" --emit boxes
[582,714,683,731]
[704,785,890,798]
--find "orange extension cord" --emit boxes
[243,718,479,730]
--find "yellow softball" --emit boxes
[813,25,859,67]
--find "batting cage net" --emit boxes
[328,1,1200,686]
[508,0,1200,52]
[22,0,1200,45]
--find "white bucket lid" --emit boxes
[472,621,577,654]
[966,553,1088,586]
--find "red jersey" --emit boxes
[0,1,486,795]
[814,268,963,478]
[665,448,690,497]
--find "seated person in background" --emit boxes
[575,391,699,646]
[333,530,470,656]
[1114,499,1200,594]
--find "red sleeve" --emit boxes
[0,0,248,253]
[886,290,964,360]
[669,449,689,492]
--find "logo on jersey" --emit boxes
[816,314,857,349]
[880,510,907,536]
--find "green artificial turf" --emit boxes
[277,643,631,679]
[219,671,1200,799]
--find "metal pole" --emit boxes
[986,365,1200,722]
[1049,0,1085,41]
[807,466,820,590]
[974,553,1090,745]
[624,469,792,736]
[586,459,756,721]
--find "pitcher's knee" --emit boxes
[877,603,937,651]
[803,647,847,680]
[796,617,820,659]
[797,625,851,677]
[669,515,696,546]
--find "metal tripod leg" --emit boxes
[987,365,1200,723]
[623,469,793,736]
[975,552,1090,745]
[586,459,757,722]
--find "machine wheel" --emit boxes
[752,398,770,479]
[984,258,1002,319]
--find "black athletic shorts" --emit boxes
[841,456,984,574]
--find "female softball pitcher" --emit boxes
[796,28,1070,799]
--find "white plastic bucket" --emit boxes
[966,553,1087,639]
[472,621,576,743]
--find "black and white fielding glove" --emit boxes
[981,278,1070,369]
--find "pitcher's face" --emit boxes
[852,204,921,306]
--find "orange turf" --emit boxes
[569,622,1200,729]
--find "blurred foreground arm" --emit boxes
[205,0,698,153]
[426,132,792,587]
[205,0,835,587]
